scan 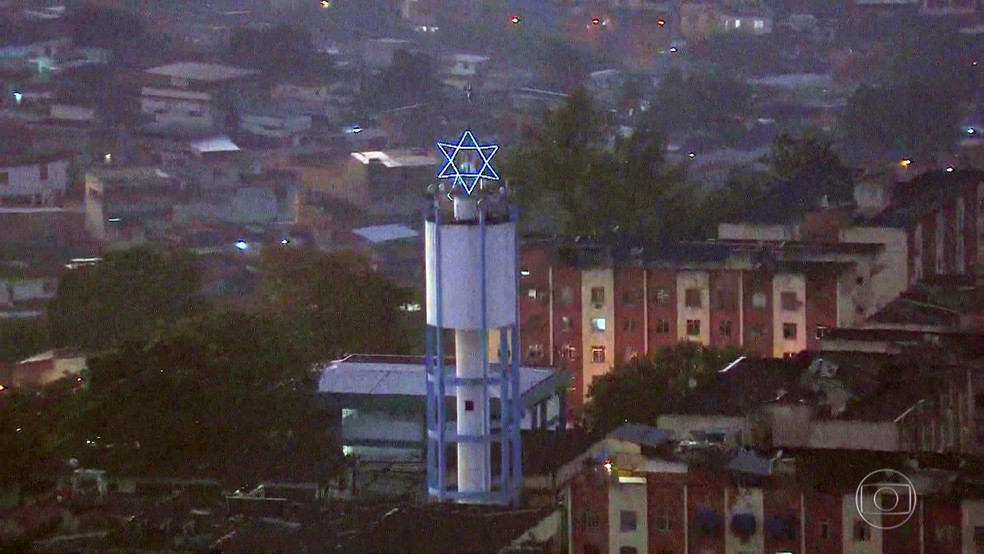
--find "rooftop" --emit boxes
[351,224,418,244]
[190,135,241,154]
[316,354,569,409]
[88,167,174,186]
[144,62,258,83]
[350,148,438,168]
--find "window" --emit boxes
[753,19,764,29]
[685,288,702,308]
[527,344,543,358]
[527,287,539,299]
[853,521,871,541]
[561,316,574,332]
[734,18,742,28]
[686,319,701,336]
[752,291,767,309]
[783,323,798,340]
[560,287,574,305]
[561,344,577,360]
[655,319,670,334]
[656,510,672,532]
[591,287,605,306]
[750,325,765,339]
[653,287,670,304]
[464,400,474,412]
[620,510,638,532]
[935,524,958,543]
[591,346,606,363]
[623,319,637,332]
[619,548,639,554]
[591,318,607,332]
[719,320,732,336]
[819,521,832,540]
[816,324,830,340]
[781,292,799,311]
[623,290,638,305]
[39,163,48,181]
[716,289,736,310]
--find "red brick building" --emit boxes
[519,238,877,412]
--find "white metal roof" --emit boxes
[145,62,258,83]
[190,136,240,154]
[316,359,562,403]
[352,224,418,244]
[350,148,438,168]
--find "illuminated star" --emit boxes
[436,130,499,196]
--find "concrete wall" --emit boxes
[677,270,710,345]
[581,268,615,404]
[0,159,69,202]
[718,223,799,242]
[840,227,909,316]
[843,494,883,554]
[608,481,648,554]
[772,273,807,357]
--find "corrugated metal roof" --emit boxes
[317,359,564,405]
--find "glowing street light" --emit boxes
[899,158,912,168]
[235,240,248,251]
[510,14,520,24]
[13,91,22,105]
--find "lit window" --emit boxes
[815,325,830,340]
[527,288,539,299]
[527,344,544,358]
[591,287,605,305]
[783,323,798,340]
[620,510,638,532]
[752,292,767,309]
[753,19,764,29]
[591,346,606,363]
[686,319,701,336]
[591,318,607,332]
[720,320,732,336]
[685,288,702,308]
[734,19,742,28]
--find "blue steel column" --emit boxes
[478,200,492,493]
[499,325,509,494]
[510,205,523,504]
[434,198,446,499]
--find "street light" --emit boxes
[13,91,22,105]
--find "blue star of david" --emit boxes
[436,130,500,196]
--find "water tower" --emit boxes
[424,130,522,504]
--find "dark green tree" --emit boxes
[587,342,744,433]
[769,132,855,202]
[75,312,331,482]
[359,50,444,112]
[47,246,204,351]
[0,318,51,363]
[504,87,691,241]
[257,247,412,360]
[650,69,752,138]
[841,83,960,163]
[224,25,330,80]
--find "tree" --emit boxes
[768,132,854,203]
[841,83,960,163]
[47,246,205,351]
[68,4,145,53]
[256,247,412,360]
[651,69,752,136]
[504,87,692,241]
[587,342,744,433]
[74,312,331,482]
[359,50,444,112]
[224,25,330,81]
[0,318,51,363]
